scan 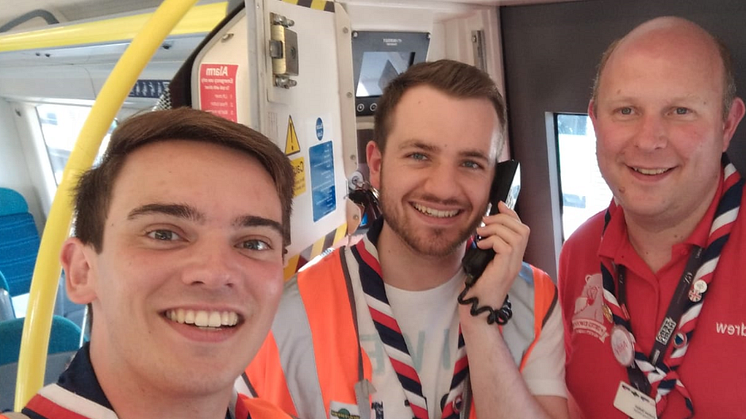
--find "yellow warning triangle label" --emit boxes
[285,116,301,156]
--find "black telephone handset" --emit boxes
[458,160,520,325]
[461,159,521,285]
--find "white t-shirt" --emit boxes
[346,243,566,419]
[355,268,463,419]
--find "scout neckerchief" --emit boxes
[22,343,251,419]
[351,221,468,419]
[601,154,743,417]
[23,344,117,419]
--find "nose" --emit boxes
[422,162,463,201]
[181,241,238,289]
[633,114,668,151]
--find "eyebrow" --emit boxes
[233,215,284,237]
[128,203,205,222]
[127,204,283,236]
[398,140,492,163]
[398,140,437,152]
[460,149,492,163]
[666,95,705,104]
[605,94,704,104]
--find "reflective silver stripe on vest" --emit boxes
[269,276,327,419]
[502,262,538,367]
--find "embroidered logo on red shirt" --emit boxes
[571,273,610,342]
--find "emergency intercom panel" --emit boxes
[351,31,429,116]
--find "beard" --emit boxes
[378,182,486,258]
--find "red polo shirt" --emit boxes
[559,173,746,418]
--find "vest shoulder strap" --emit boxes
[518,264,558,371]
[296,248,372,410]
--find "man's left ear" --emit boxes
[366,141,383,190]
[723,97,746,150]
[60,238,98,305]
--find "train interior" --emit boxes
[1,0,746,412]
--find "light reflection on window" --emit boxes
[356,51,413,97]
[556,113,613,240]
[36,104,115,186]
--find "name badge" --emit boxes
[613,381,657,419]
[330,401,361,419]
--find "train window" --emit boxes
[36,104,115,186]
[555,113,613,240]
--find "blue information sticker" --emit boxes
[309,141,336,222]
[315,117,324,140]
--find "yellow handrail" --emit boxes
[0,2,226,52]
[15,0,206,409]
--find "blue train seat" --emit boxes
[0,187,29,216]
[0,188,41,298]
[0,315,82,412]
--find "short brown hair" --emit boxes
[73,107,294,251]
[373,59,507,153]
[591,32,736,119]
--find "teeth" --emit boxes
[165,309,239,328]
[633,167,669,175]
[208,311,221,327]
[195,311,208,327]
[413,203,459,218]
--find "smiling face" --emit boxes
[367,85,500,257]
[62,140,285,400]
[590,18,744,229]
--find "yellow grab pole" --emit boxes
[15,0,202,409]
[0,2,226,53]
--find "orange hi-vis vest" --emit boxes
[243,247,558,419]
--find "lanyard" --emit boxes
[616,246,703,366]
[340,249,375,419]
[614,246,704,394]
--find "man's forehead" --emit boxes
[390,86,500,156]
[611,19,720,70]
[597,22,724,96]
[109,140,276,212]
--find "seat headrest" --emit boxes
[0,315,82,366]
[0,188,29,216]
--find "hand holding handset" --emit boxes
[458,159,521,325]
[462,160,521,284]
